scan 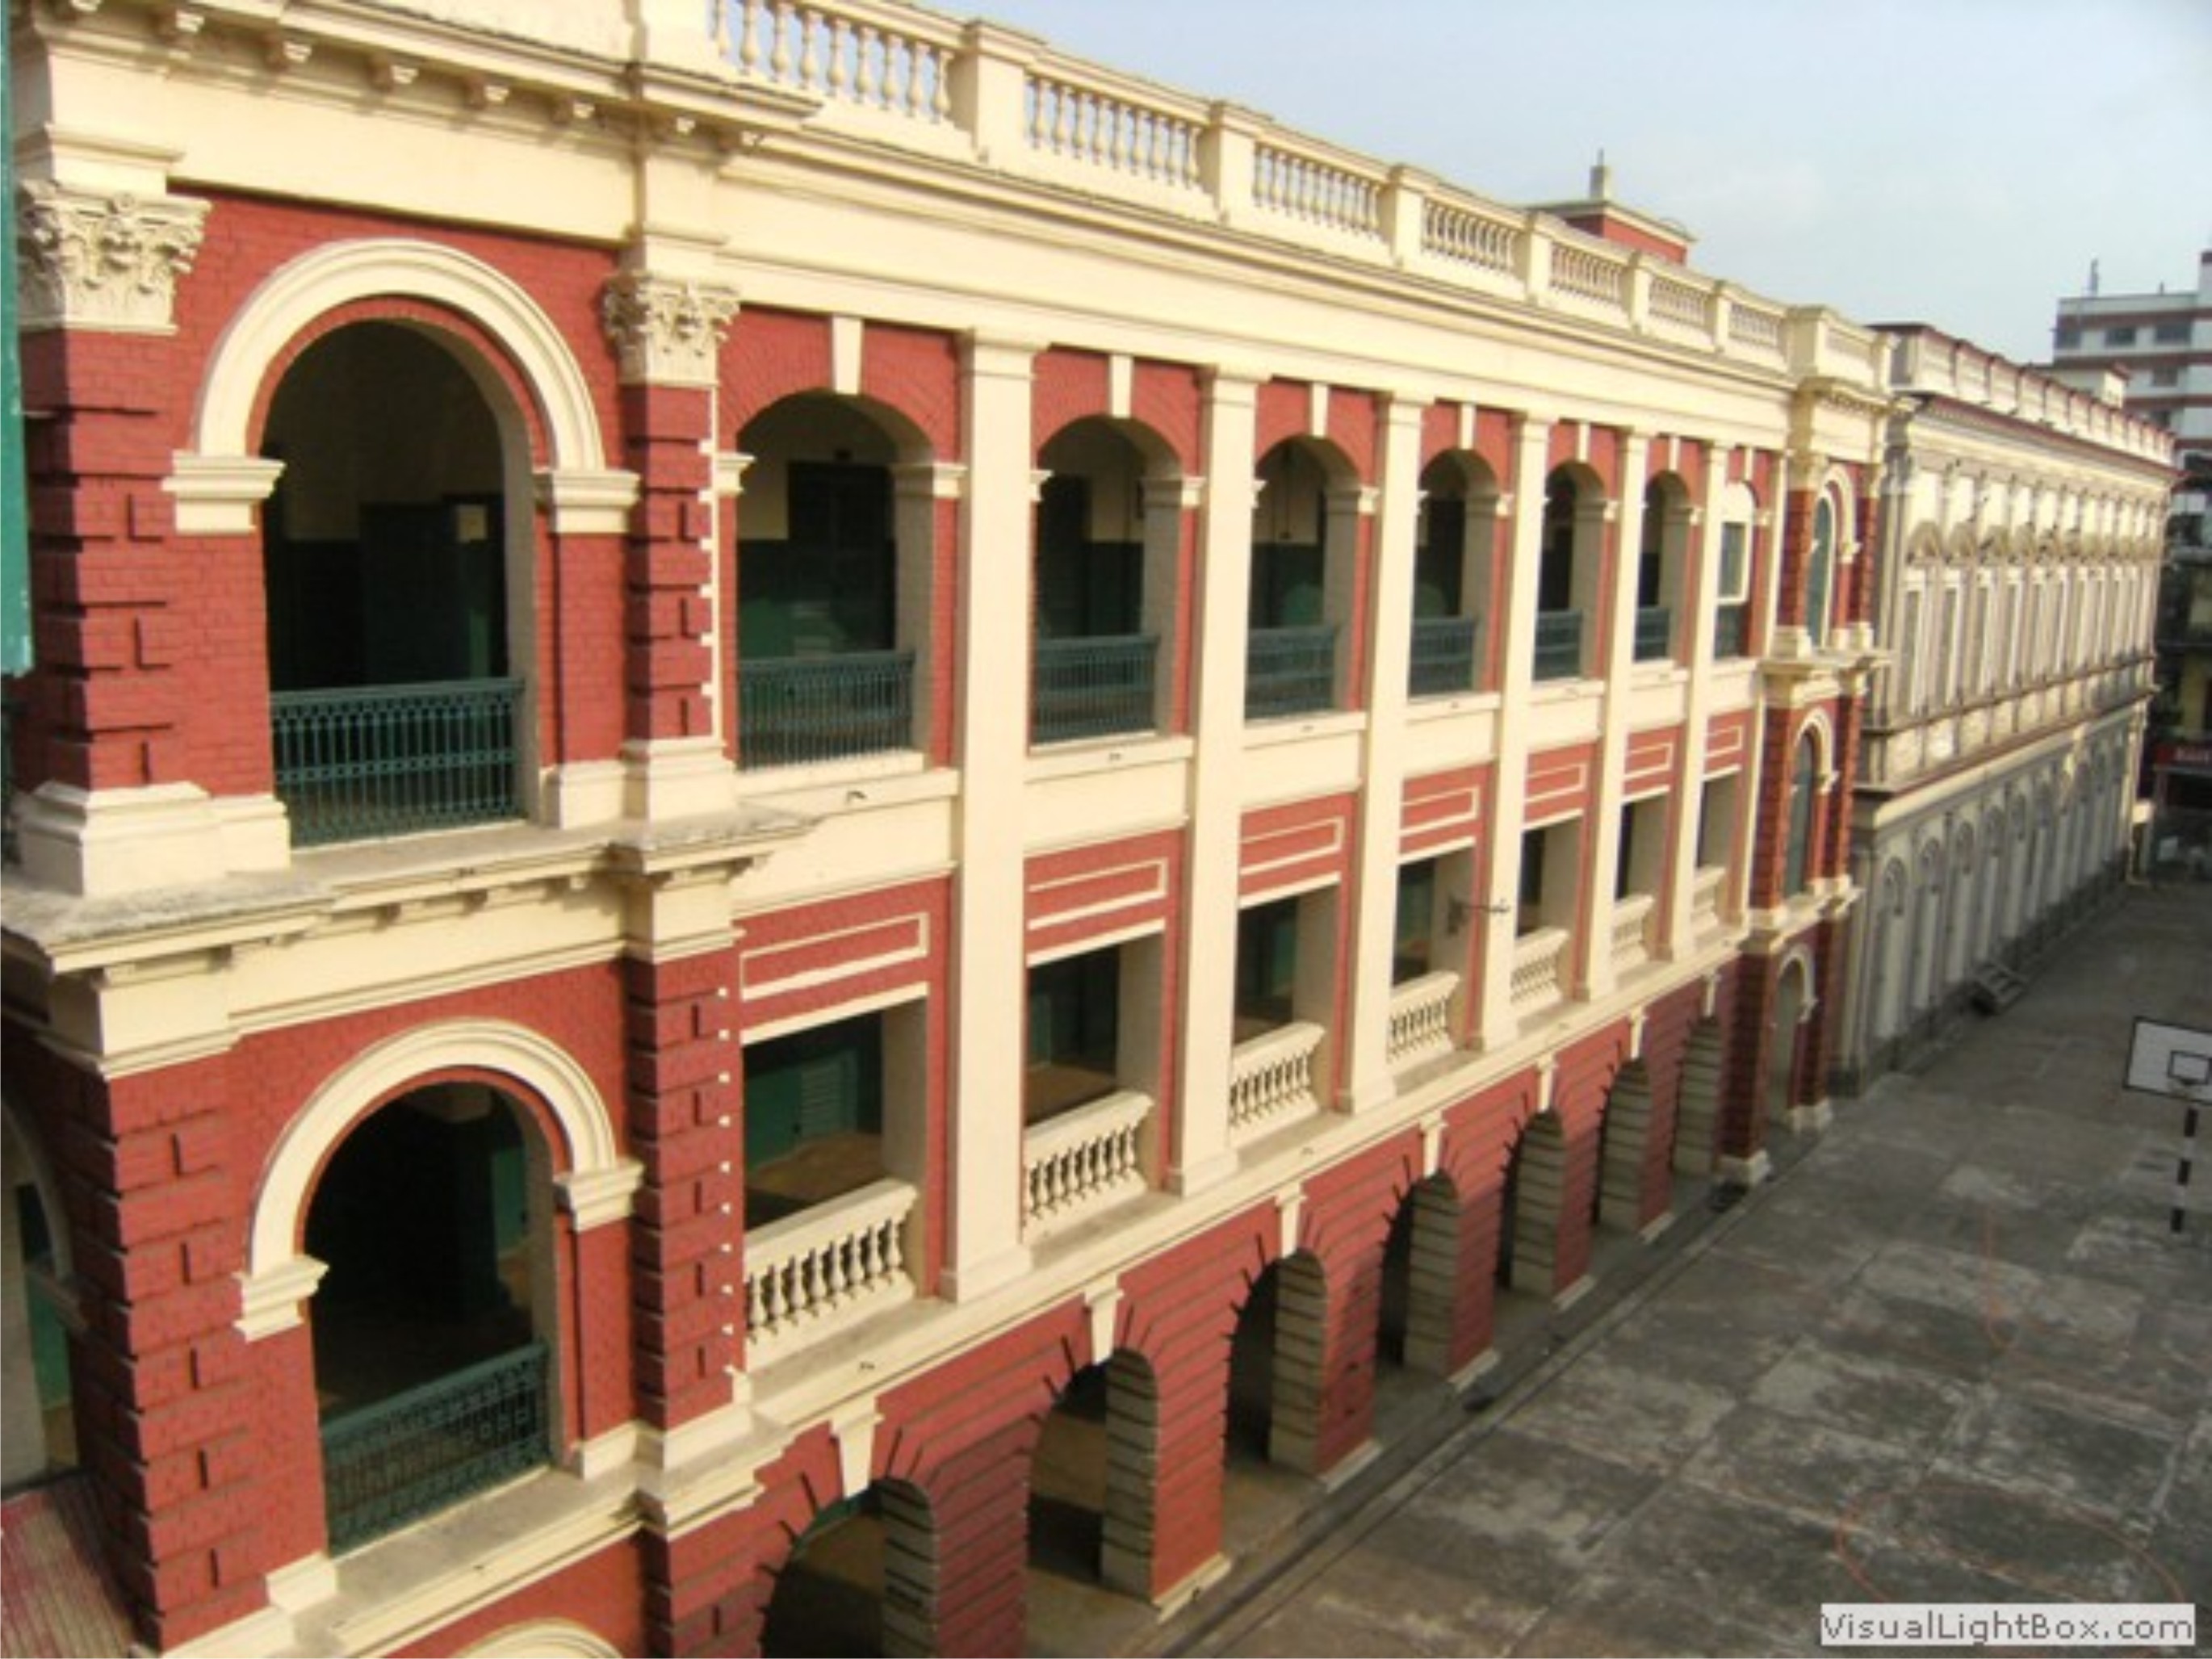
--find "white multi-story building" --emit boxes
[1841,329,2170,1084]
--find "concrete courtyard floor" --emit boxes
[1045,883,2212,1658]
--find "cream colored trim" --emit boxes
[243,1020,624,1306]
[184,238,610,472]
[464,1622,623,1658]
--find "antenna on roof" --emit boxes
[2088,258,2101,296]
[1590,148,1612,202]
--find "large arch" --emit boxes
[240,1020,635,1335]
[178,238,610,507]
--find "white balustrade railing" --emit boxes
[1252,143,1385,241]
[1548,240,1629,315]
[1690,865,1728,932]
[1023,1089,1151,1235]
[1025,72,1203,191]
[1610,893,1655,966]
[716,0,953,124]
[1229,1020,1324,1141]
[1422,196,1522,275]
[1510,927,1569,1008]
[1386,971,1459,1066]
[685,1,1879,392]
[744,1177,916,1358]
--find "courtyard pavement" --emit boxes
[1120,883,2212,1658]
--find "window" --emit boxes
[2105,326,2137,347]
[2153,320,2189,345]
[1393,860,1438,983]
[1784,737,1820,895]
[744,1014,886,1225]
[1804,496,1836,648]
[1696,774,1739,871]
[2151,367,2181,388]
[1714,493,1753,659]
[2054,322,2081,350]
[1026,950,1121,1121]
[1234,897,1301,1036]
[1616,798,1665,900]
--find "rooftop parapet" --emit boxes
[1883,325,2174,465]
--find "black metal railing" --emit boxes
[320,1342,548,1554]
[1033,634,1158,744]
[1408,616,1481,698]
[272,678,524,847]
[1245,625,1338,720]
[739,650,915,769]
[1533,610,1584,681]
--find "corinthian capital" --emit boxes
[16,181,210,333]
[601,271,740,388]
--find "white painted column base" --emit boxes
[14,783,291,896]
[1717,1149,1774,1187]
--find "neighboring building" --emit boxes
[1838,329,2171,1089]
[2053,250,2212,873]
[10,2,1921,1654]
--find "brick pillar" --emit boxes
[1308,1252,1382,1475]
[1806,916,1850,1106]
[623,951,743,1431]
[908,1420,1037,1657]
[622,383,720,744]
[1716,958,1773,1174]
[1776,482,1815,630]
[70,1058,262,1650]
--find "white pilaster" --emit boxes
[1584,429,1649,1001]
[1666,447,1728,954]
[940,332,1041,1299]
[1477,417,1552,1049]
[1338,396,1425,1112]
[1172,369,1263,1192]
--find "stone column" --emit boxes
[941,331,1040,1300]
[1171,368,1263,1192]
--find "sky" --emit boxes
[966,0,2212,367]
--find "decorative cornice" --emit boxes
[600,271,740,388]
[16,180,209,333]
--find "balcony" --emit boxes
[1610,893,1656,967]
[1386,971,1459,1067]
[1510,926,1570,1008]
[1228,1020,1324,1142]
[1245,626,1338,720]
[744,1177,917,1360]
[1533,612,1584,682]
[1033,635,1158,745]
[272,677,523,847]
[739,650,914,769]
[1690,865,1728,935]
[1023,1088,1151,1238]
[1408,616,1481,699]
[1632,606,1673,663]
[320,1342,548,1554]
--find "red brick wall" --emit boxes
[402,1538,649,1658]
[1544,1022,1632,1292]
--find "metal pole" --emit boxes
[2176,1102,2199,1236]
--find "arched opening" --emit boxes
[1225,1252,1328,1474]
[736,393,928,769]
[1410,454,1501,698]
[1670,1018,1725,1183]
[1033,419,1178,745]
[1909,846,1944,1026]
[307,1082,555,1553]
[761,1479,935,1659]
[1943,827,1977,991]
[1868,861,1910,1049]
[2,1114,76,1490]
[1784,732,1821,896]
[1635,475,1692,664]
[1766,961,1811,1134]
[1247,439,1356,719]
[1026,1351,1158,1614]
[1535,467,1605,681]
[1804,493,1837,647]
[262,320,528,844]
[1376,1175,1460,1376]
[1594,1061,1654,1234]
[1501,1111,1566,1298]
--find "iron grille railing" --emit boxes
[739,650,915,769]
[1533,611,1584,681]
[320,1342,548,1554]
[1245,625,1337,720]
[1713,602,1749,660]
[1033,634,1158,744]
[1633,605,1673,662]
[272,678,523,847]
[1408,615,1480,698]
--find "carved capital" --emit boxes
[16,181,209,333]
[601,271,739,388]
